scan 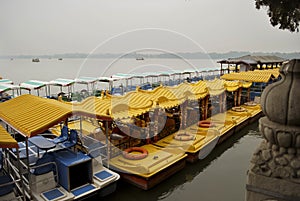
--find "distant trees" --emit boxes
[255,0,300,32]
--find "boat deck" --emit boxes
[47,103,262,189]
[151,103,262,162]
[154,127,217,153]
[109,144,187,190]
[109,144,186,178]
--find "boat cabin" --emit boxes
[218,55,286,75]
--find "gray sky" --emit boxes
[1,0,299,56]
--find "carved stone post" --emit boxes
[246,59,300,200]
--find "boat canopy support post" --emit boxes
[105,120,110,168]
[180,100,187,129]
[237,87,243,106]
[204,96,209,120]
[24,137,34,200]
[247,88,251,102]
[80,116,83,136]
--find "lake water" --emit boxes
[0,58,263,201]
[0,58,219,84]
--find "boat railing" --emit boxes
[80,135,108,165]
[0,175,23,201]
[29,160,59,193]
[1,149,25,201]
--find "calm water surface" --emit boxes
[0,58,263,201]
[0,58,219,84]
[89,122,263,201]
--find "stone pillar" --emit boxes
[246,59,300,201]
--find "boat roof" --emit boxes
[130,73,146,79]
[98,76,123,82]
[221,69,280,83]
[0,83,22,93]
[218,55,286,64]
[0,94,73,137]
[183,68,198,74]
[0,125,18,148]
[75,76,99,84]
[19,80,48,90]
[111,73,133,80]
[169,70,182,75]
[48,78,75,87]
[0,79,253,124]
[0,79,13,84]
[156,71,171,77]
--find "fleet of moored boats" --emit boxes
[0,63,282,200]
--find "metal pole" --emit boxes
[80,116,83,135]
[105,121,109,168]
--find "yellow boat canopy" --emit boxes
[0,94,73,137]
[72,78,253,119]
[0,125,18,148]
[221,69,280,83]
[136,86,184,109]
[76,93,154,120]
[205,79,225,96]
[74,96,113,120]
[0,78,255,130]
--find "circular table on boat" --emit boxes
[28,136,56,157]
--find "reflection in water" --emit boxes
[87,122,262,201]
[247,129,263,138]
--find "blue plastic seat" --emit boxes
[87,141,103,158]
[60,129,77,149]
[0,175,15,196]
[94,170,113,182]
[0,150,15,196]
[52,126,68,144]
[41,188,66,201]
[0,150,3,170]
[30,153,55,175]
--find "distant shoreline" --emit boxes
[1,51,300,60]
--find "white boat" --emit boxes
[0,95,120,201]
[19,80,49,97]
[32,58,40,62]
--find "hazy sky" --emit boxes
[1,0,300,56]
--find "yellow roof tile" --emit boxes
[0,94,73,137]
[0,125,18,148]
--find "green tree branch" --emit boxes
[255,0,300,32]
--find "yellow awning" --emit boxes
[139,86,185,108]
[0,78,253,129]
[74,96,113,120]
[224,80,240,92]
[190,81,209,99]
[75,92,155,120]
[0,94,73,137]
[254,69,280,78]
[241,81,252,88]
[205,79,225,96]
[221,69,280,83]
[78,79,247,119]
[0,125,18,148]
